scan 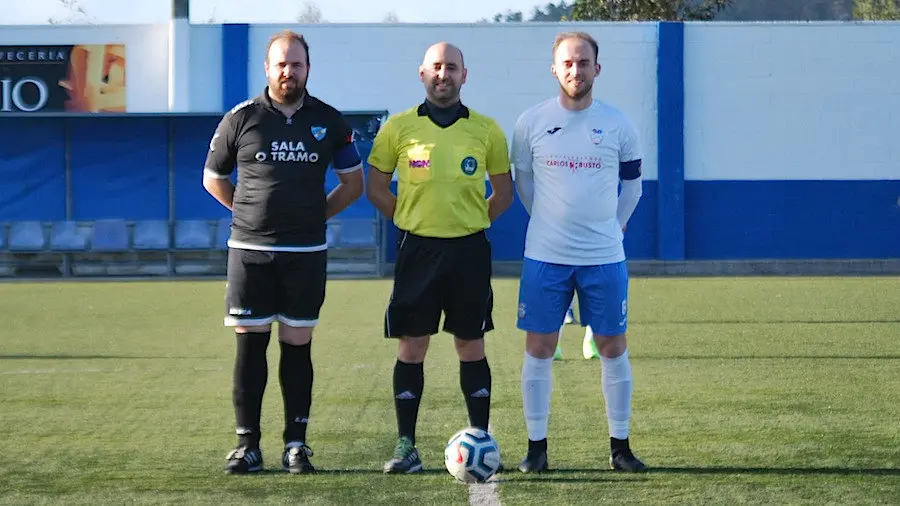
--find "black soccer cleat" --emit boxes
[517,450,549,473]
[224,446,264,474]
[282,443,316,474]
[609,447,648,473]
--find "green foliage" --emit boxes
[570,0,732,21]
[480,2,574,22]
[853,0,900,19]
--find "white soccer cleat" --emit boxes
[582,325,600,359]
[564,308,575,324]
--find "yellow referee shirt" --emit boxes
[367,103,511,238]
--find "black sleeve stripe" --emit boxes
[619,159,642,181]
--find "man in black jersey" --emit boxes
[203,29,364,475]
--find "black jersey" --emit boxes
[203,88,362,249]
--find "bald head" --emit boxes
[419,42,467,107]
[422,42,465,68]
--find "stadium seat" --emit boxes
[90,219,130,252]
[0,224,7,250]
[174,220,213,250]
[49,221,88,251]
[338,218,376,247]
[8,221,47,251]
[133,220,170,250]
[215,218,231,250]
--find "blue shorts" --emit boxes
[516,258,629,336]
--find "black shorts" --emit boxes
[385,230,494,340]
[224,248,327,328]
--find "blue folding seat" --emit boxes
[49,221,88,251]
[90,219,130,252]
[174,220,213,250]
[8,221,46,251]
[338,218,376,247]
[133,220,170,250]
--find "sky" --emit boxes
[2,0,548,24]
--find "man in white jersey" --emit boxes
[512,31,646,473]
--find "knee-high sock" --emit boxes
[280,340,313,444]
[460,358,491,430]
[521,352,553,442]
[233,332,271,448]
[393,360,424,444]
[601,349,633,440]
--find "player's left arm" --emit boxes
[617,117,644,232]
[325,117,364,220]
[485,121,513,222]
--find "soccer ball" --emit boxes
[444,427,501,483]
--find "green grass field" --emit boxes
[2,276,898,505]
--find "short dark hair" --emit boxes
[552,31,599,63]
[266,29,310,65]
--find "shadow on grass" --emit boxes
[228,468,450,476]
[538,466,900,477]
[0,354,218,360]
[638,319,900,325]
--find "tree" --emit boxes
[853,0,900,18]
[530,1,576,20]
[296,2,325,23]
[383,11,401,23]
[491,10,525,22]
[570,0,733,21]
[47,0,94,24]
[718,0,853,21]
[480,2,574,22]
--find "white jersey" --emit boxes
[511,97,643,266]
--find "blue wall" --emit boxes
[685,181,900,259]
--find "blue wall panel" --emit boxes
[172,115,231,220]
[69,117,168,220]
[0,118,66,221]
[656,21,685,260]
[685,180,900,259]
[222,24,249,111]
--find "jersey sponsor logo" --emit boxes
[545,155,602,172]
[311,125,327,141]
[590,128,604,145]
[460,156,478,175]
[547,127,562,135]
[409,159,430,168]
[262,140,320,163]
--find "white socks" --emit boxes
[521,351,554,441]
[522,348,633,442]
[601,349,633,440]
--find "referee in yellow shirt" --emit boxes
[367,41,514,474]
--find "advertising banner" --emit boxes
[0,44,126,113]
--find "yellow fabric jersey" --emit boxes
[367,103,511,238]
